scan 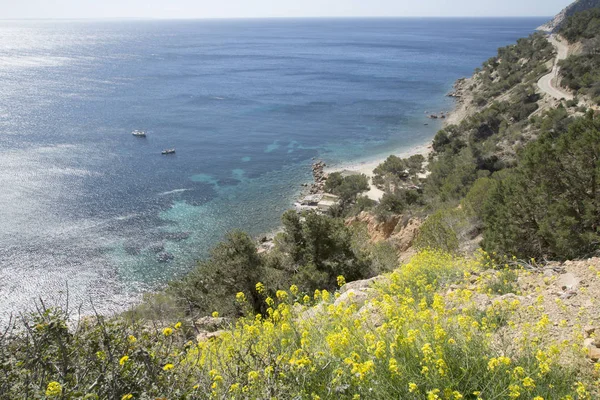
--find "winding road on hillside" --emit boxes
[537,35,574,100]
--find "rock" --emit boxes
[587,345,600,362]
[558,272,580,290]
[389,218,422,253]
[334,289,369,308]
[560,290,577,300]
[346,211,401,242]
[196,330,225,342]
[340,276,384,294]
[496,293,523,302]
[358,302,385,328]
[585,326,599,336]
[195,316,229,332]
[157,252,174,263]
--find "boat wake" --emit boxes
[158,188,190,196]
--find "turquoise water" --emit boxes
[0,18,547,316]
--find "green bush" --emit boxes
[169,230,265,316]
[414,209,470,253]
[324,172,370,207]
[277,210,371,292]
[462,177,498,219]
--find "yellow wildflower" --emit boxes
[409,382,418,393]
[255,282,265,294]
[337,275,346,287]
[119,355,129,366]
[236,292,246,303]
[522,377,535,389]
[290,284,299,295]
[212,311,219,318]
[163,327,173,336]
[121,395,133,400]
[163,363,174,371]
[174,321,182,329]
[127,335,136,343]
[276,290,288,301]
[45,381,62,397]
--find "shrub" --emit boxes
[169,230,265,316]
[414,209,472,253]
[277,210,370,292]
[325,172,370,207]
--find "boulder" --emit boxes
[196,330,225,342]
[340,276,384,294]
[195,316,230,332]
[334,289,369,308]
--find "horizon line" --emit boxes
[0,15,553,22]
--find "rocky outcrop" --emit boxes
[346,212,401,242]
[307,160,328,194]
[538,0,600,32]
[345,211,422,263]
[389,218,422,253]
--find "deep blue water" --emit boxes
[0,17,547,316]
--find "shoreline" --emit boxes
[319,77,469,202]
[325,141,434,201]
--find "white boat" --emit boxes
[162,149,175,155]
[132,130,147,137]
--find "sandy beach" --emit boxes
[326,141,434,201]
[323,76,471,201]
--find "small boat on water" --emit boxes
[162,149,176,155]
[132,130,147,137]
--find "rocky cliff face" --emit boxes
[538,0,600,32]
[346,211,422,261]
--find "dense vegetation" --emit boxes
[557,7,600,103]
[480,111,600,260]
[1,251,595,399]
[560,7,600,42]
[474,33,553,103]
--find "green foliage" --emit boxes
[1,252,593,399]
[477,33,554,99]
[414,209,470,253]
[560,7,600,43]
[425,148,479,203]
[277,210,370,291]
[372,154,425,189]
[482,112,600,260]
[374,189,422,221]
[0,307,197,399]
[324,172,369,202]
[559,54,600,104]
[324,172,370,214]
[462,177,498,219]
[168,230,264,316]
[484,267,520,295]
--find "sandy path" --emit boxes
[537,35,573,101]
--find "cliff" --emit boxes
[538,0,600,32]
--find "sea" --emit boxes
[0,17,548,318]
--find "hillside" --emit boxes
[538,0,600,32]
[2,8,600,400]
[2,251,599,399]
